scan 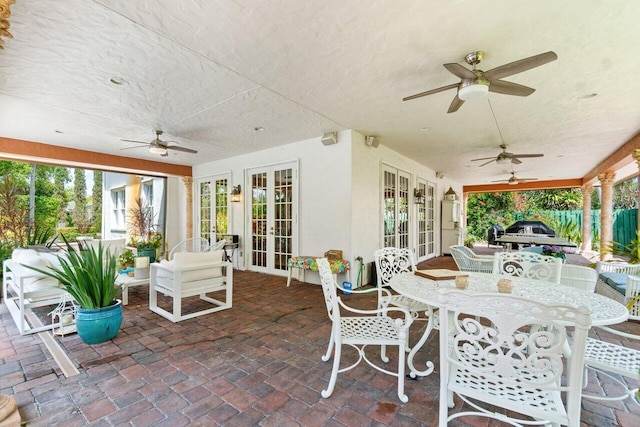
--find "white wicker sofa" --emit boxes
[2,248,69,335]
[595,261,640,320]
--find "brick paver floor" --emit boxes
[1,255,639,426]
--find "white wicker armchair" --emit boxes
[449,245,494,273]
[595,261,640,320]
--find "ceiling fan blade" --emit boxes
[443,63,476,79]
[447,95,464,113]
[166,145,198,154]
[518,178,538,181]
[484,51,557,80]
[403,83,459,101]
[478,159,496,167]
[512,153,544,159]
[471,156,497,161]
[511,158,523,165]
[120,146,146,151]
[491,179,508,183]
[120,139,149,144]
[488,79,536,97]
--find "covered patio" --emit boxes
[1,2,640,425]
[2,254,639,426]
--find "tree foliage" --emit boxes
[72,168,91,233]
[613,178,638,209]
[91,170,103,234]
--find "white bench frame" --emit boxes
[149,260,233,322]
[2,259,68,335]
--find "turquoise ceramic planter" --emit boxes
[76,300,123,344]
[136,247,156,263]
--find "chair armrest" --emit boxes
[337,297,413,324]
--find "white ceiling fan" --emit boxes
[472,144,544,167]
[121,130,197,157]
[492,171,538,185]
[403,50,557,113]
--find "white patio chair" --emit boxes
[560,264,598,292]
[149,250,232,322]
[316,257,413,402]
[582,325,640,406]
[438,289,592,426]
[492,251,563,283]
[449,245,493,273]
[374,247,434,348]
[168,237,212,260]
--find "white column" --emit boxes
[580,185,592,253]
[598,172,615,261]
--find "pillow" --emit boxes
[174,250,224,282]
[16,250,51,278]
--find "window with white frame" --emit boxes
[111,187,126,230]
[142,181,153,210]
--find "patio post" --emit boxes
[182,176,193,239]
[633,149,640,232]
[580,184,592,253]
[598,172,615,261]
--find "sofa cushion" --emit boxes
[599,272,628,295]
[172,250,225,283]
[15,249,51,278]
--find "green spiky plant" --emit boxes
[25,236,119,309]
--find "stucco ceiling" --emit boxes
[1,0,639,185]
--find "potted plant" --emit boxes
[128,198,161,262]
[25,238,122,344]
[118,249,135,270]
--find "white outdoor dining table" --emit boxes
[389,271,630,378]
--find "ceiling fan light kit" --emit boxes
[149,144,167,155]
[458,80,489,101]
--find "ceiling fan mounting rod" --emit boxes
[465,51,484,69]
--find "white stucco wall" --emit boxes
[191,129,463,284]
[192,131,353,275]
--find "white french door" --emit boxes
[382,164,411,249]
[195,173,231,244]
[246,161,298,275]
[416,178,436,261]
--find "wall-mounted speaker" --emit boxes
[321,132,338,145]
[365,136,379,148]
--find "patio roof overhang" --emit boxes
[464,131,640,194]
[0,136,192,177]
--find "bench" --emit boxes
[2,249,70,335]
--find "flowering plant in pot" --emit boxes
[25,236,122,344]
[541,245,566,261]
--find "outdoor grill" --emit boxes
[504,220,556,237]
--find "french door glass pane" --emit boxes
[200,182,211,242]
[215,179,228,241]
[383,170,396,247]
[398,175,409,249]
[273,168,293,271]
[251,172,268,268]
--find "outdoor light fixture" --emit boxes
[414,188,425,204]
[231,185,241,202]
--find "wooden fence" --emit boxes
[514,209,637,246]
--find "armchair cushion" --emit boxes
[163,250,225,282]
[599,272,628,294]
